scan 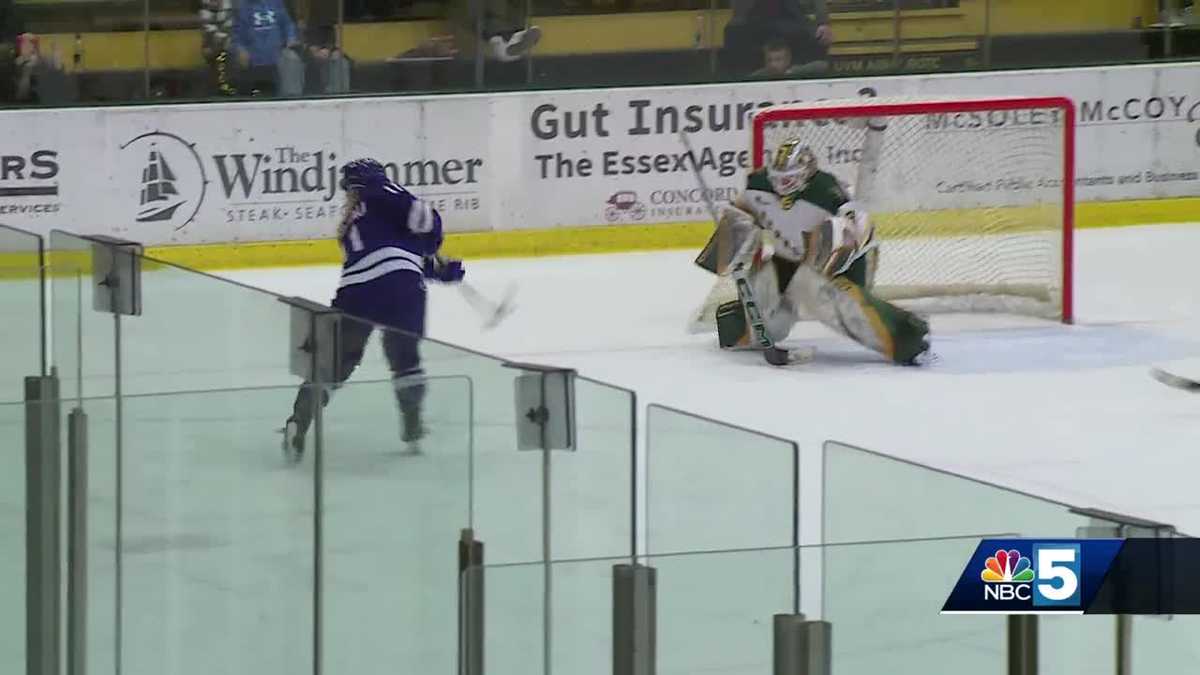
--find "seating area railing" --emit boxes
[3,0,1197,105]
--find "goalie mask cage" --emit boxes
[700,95,1075,326]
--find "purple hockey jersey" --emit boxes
[338,180,443,291]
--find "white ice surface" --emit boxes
[2,224,1197,675]
[227,223,1200,536]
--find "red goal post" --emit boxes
[748,96,1076,324]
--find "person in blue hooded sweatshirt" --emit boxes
[231,0,299,94]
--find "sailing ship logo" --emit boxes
[119,131,207,231]
[137,146,187,222]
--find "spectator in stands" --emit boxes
[201,0,236,96]
[750,38,827,78]
[231,0,303,96]
[724,0,832,76]
[13,30,37,101]
[301,20,352,95]
[0,0,24,102]
[11,31,74,104]
[451,0,542,62]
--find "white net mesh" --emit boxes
[692,96,1072,329]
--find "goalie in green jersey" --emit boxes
[696,128,932,366]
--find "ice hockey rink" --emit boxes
[3,222,1197,675]
[228,221,1200,535]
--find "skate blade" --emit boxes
[398,443,424,457]
[279,422,303,465]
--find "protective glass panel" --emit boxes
[0,400,27,672]
[821,440,1096,543]
[49,231,298,397]
[78,397,118,675]
[127,253,296,394]
[646,403,797,554]
[1132,615,1200,673]
[467,536,1009,675]
[321,375,473,675]
[117,385,315,675]
[47,230,100,404]
[351,323,534,563]
[823,535,1007,675]
[552,376,635,559]
[821,440,1121,673]
[0,225,44,402]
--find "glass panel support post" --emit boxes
[613,564,656,675]
[773,614,831,675]
[458,529,485,675]
[67,407,89,675]
[1007,615,1037,675]
[88,235,142,675]
[25,374,62,675]
[506,361,579,675]
[283,296,343,675]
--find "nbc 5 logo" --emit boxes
[1031,544,1081,607]
[981,544,1081,607]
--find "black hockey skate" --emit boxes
[281,417,305,465]
[400,405,427,456]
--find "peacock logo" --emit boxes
[981,549,1035,583]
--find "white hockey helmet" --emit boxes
[767,139,818,196]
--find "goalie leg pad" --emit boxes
[786,265,929,364]
[711,259,797,349]
[716,299,748,349]
[824,278,930,365]
[839,246,878,290]
[749,260,796,344]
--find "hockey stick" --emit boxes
[1150,368,1200,393]
[459,280,516,330]
[677,130,810,366]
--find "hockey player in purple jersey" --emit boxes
[282,158,465,462]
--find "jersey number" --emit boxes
[345,189,435,253]
[346,201,367,252]
[408,201,436,234]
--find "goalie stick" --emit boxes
[678,130,812,366]
[1150,368,1200,393]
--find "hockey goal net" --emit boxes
[692,95,1075,327]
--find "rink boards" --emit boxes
[0,62,1199,267]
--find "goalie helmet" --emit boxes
[767,139,818,197]
[340,157,388,191]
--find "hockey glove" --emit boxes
[424,255,466,283]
